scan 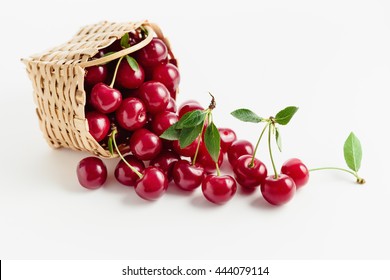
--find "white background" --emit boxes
[1,0,390,260]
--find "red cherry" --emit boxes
[86,111,110,142]
[134,167,168,201]
[85,65,108,86]
[218,128,237,153]
[202,175,237,205]
[151,111,178,136]
[178,101,204,119]
[261,174,296,205]
[90,83,122,114]
[281,158,310,188]
[172,160,205,191]
[227,140,254,166]
[76,157,107,189]
[152,63,180,98]
[114,155,145,187]
[135,38,168,68]
[233,154,268,188]
[115,59,145,89]
[115,97,147,131]
[129,128,162,160]
[138,81,170,114]
[166,97,177,113]
[150,151,181,182]
[194,143,224,173]
[172,138,199,157]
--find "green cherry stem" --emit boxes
[250,123,268,168]
[215,162,221,176]
[268,123,278,179]
[109,56,125,88]
[309,167,365,184]
[192,110,210,165]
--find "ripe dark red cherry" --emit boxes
[135,38,168,68]
[138,81,170,114]
[178,101,204,119]
[151,111,178,136]
[77,157,107,189]
[152,63,180,98]
[129,128,162,160]
[194,143,224,173]
[134,167,168,201]
[114,155,145,186]
[115,97,147,131]
[281,158,310,188]
[202,175,237,205]
[172,138,199,157]
[150,151,181,182]
[90,83,122,114]
[233,154,267,188]
[86,111,110,142]
[227,140,254,166]
[261,174,296,205]
[115,59,145,89]
[166,97,177,113]
[85,65,108,86]
[218,128,237,153]
[172,160,205,191]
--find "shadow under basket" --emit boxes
[22,20,178,158]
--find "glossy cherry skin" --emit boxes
[77,157,107,189]
[85,65,108,86]
[218,128,237,153]
[129,128,162,160]
[135,38,168,68]
[114,155,145,187]
[152,63,180,98]
[233,154,268,188]
[281,158,310,188]
[172,138,199,157]
[138,81,170,114]
[261,174,296,206]
[227,140,254,166]
[202,175,237,205]
[115,59,145,89]
[178,101,204,119]
[134,167,168,201]
[151,111,178,136]
[86,111,110,142]
[194,143,224,173]
[172,160,205,191]
[166,97,177,113]
[150,151,181,182]
[90,83,122,114]
[115,97,147,131]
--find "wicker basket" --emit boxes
[22,20,177,158]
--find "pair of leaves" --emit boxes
[231,106,298,125]
[343,132,362,173]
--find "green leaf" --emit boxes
[120,33,130,48]
[125,55,139,72]
[179,123,203,149]
[275,106,299,125]
[102,51,116,57]
[108,135,114,155]
[204,122,221,163]
[343,132,362,172]
[275,127,282,152]
[231,108,263,123]
[160,123,180,140]
[175,110,206,129]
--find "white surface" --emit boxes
[1,0,390,259]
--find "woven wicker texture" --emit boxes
[22,21,176,158]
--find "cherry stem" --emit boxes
[192,110,210,165]
[250,123,268,168]
[111,130,143,179]
[309,167,366,184]
[268,123,278,179]
[215,162,221,176]
[109,56,125,88]
[208,92,216,110]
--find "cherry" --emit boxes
[172,160,205,191]
[134,167,168,201]
[194,143,224,173]
[115,58,145,89]
[85,111,110,142]
[135,38,168,68]
[90,83,122,114]
[85,65,108,86]
[114,155,145,186]
[115,97,147,131]
[138,81,170,114]
[261,174,296,205]
[233,154,267,188]
[172,138,199,157]
[152,63,180,98]
[218,128,237,153]
[76,157,107,189]
[178,101,204,119]
[151,111,178,136]
[202,175,237,205]
[227,140,254,167]
[150,151,181,182]
[281,158,310,188]
[129,128,162,160]
[166,97,177,113]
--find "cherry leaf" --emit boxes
[160,123,180,141]
[343,132,362,172]
[179,123,203,149]
[204,122,221,163]
[125,55,139,72]
[175,110,206,129]
[120,33,130,48]
[231,108,263,123]
[275,127,282,152]
[275,106,299,125]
